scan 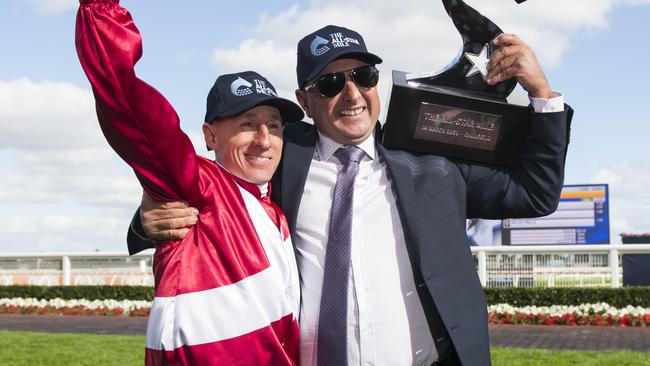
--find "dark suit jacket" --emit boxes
[128,106,573,366]
[271,106,572,366]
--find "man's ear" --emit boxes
[295,89,311,118]
[203,123,217,151]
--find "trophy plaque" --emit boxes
[382,0,529,167]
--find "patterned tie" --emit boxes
[317,146,365,366]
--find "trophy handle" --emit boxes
[409,0,526,101]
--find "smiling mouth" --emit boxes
[245,154,272,161]
[339,107,365,116]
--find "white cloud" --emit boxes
[0,78,212,252]
[0,79,141,207]
[210,0,646,121]
[0,79,139,251]
[210,0,650,245]
[213,0,647,81]
[1,216,36,235]
[0,79,209,207]
[0,209,133,252]
[18,0,76,15]
[0,168,139,253]
[0,148,141,207]
[0,79,103,150]
[4,0,649,253]
[186,130,213,160]
[591,162,650,242]
[213,39,299,103]
[20,0,79,15]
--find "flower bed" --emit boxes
[489,303,650,326]
[2,298,649,326]
[0,298,150,316]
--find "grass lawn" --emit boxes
[491,347,650,366]
[0,331,145,366]
[0,330,648,365]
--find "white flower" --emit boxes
[4,297,647,321]
[486,302,650,319]
[0,297,152,315]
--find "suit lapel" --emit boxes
[281,124,317,234]
[377,144,423,262]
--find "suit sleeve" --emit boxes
[127,208,153,255]
[458,106,573,218]
[75,0,203,207]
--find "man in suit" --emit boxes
[129,25,572,365]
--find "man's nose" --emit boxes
[253,124,272,148]
[340,76,361,101]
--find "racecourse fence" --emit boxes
[472,244,650,288]
[0,251,154,287]
[1,244,650,288]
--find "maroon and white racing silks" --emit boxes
[75,1,300,364]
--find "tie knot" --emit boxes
[334,146,365,166]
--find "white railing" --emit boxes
[0,250,154,286]
[1,245,650,288]
[471,244,650,288]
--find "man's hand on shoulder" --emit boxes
[140,191,198,241]
[486,33,553,99]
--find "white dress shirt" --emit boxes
[296,133,437,366]
[295,94,565,366]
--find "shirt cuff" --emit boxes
[529,91,564,113]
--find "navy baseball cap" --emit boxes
[296,25,383,89]
[205,71,304,123]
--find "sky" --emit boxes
[1,0,649,253]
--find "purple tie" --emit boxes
[317,146,365,366]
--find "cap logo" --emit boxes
[254,79,277,97]
[329,32,360,49]
[310,35,330,56]
[230,77,253,96]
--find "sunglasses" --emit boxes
[303,65,379,98]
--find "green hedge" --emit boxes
[0,286,153,301]
[1,286,649,307]
[484,287,650,307]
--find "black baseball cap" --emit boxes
[296,25,382,89]
[205,71,304,123]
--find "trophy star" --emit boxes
[464,43,490,78]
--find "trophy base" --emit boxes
[382,71,530,168]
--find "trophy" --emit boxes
[382,0,529,167]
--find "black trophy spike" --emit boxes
[409,0,526,101]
